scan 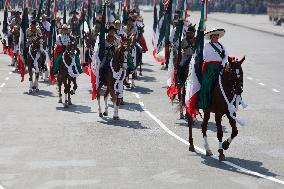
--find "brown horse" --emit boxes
[57,38,79,108]
[26,35,46,93]
[97,35,135,120]
[187,56,245,161]
[11,26,20,70]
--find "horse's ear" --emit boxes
[238,56,245,65]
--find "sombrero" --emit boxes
[204,28,225,40]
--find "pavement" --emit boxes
[0,11,284,189]
[208,12,284,37]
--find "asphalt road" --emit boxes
[0,11,284,189]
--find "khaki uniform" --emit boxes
[26,27,42,47]
[123,25,137,38]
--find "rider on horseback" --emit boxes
[26,20,42,60]
[198,28,228,109]
[51,24,71,75]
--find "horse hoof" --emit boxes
[35,89,39,92]
[113,116,120,120]
[99,113,103,117]
[58,99,62,103]
[68,101,73,105]
[222,140,230,150]
[206,150,213,156]
[219,154,226,161]
[28,89,32,94]
[32,86,36,90]
[103,112,108,116]
[189,145,195,152]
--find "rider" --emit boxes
[114,20,126,41]
[10,10,22,28]
[198,28,228,109]
[181,25,196,66]
[51,24,71,76]
[26,20,42,50]
[67,10,83,43]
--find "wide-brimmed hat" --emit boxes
[15,10,22,14]
[62,24,69,30]
[30,19,37,25]
[70,10,79,15]
[126,16,135,22]
[107,25,117,32]
[204,28,225,40]
[186,24,196,33]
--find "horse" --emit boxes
[97,35,135,120]
[57,38,80,108]
[11,26,20,70]
[187,56,245,161]
[26,35,46,93]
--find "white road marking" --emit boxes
[272,89,280,93]
[246,76,253,80]
[5,77,9,81]
[0,83,5,88]
[258,82,265,86]
[133,92,141,99]
[9,71,12,75]
[0,185,5,189]
[133,93,284,185]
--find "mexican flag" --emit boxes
[91,3,106,100]
[179,0,188,19]
[185,0,207,118]
[18,0,29,82]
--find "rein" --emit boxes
[62,51,80,78]
[29,45,41,73]
[218,68,247,126]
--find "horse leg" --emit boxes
[131,72,136,89]
[97,87,103,117]
[70,78,77,95]
[178,86,184,119]
[188,114,195,152]
[202,111,213,156]
[67,78,72,105]
[58,77,63,103]
[63,80,69,108]
[216,113,225,161]
[103,88,109,116]
[28,64,33,93]
[139,53,142,76]
[223,112,238,150]
[34,73,39,92]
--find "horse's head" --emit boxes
[85,32,96,49]
[224,56,245,96]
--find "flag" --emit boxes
[75,0,77,11]
[2,1,8,34]
[53,0,57,19]
[18,0,29,82]
[180,0,188,19]
[46,0,51,17]
[63,0,66,24]
[91,3,106,99]
[185,0,207,117]
[167,19,183,100]
[125,0,129,11]
[36,0,43,22]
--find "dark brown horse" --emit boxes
[97,35,135,120]
[188,56,245,161]
[26,35,46,93]
[57,38,79,108]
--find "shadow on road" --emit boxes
[136,75,157,82]
[194,151,280,179]
[23,89,55,98]
[98,118,149,129]
[127,86,154,94]
[56,104,95,114]
[109,101,143,112]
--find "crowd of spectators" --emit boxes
[190,0,272,14]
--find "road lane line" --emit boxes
[272,89,280,93]
[246,76,253,80]
[0,185,5,189]
[0,83,5,88]
[133,93,284,185]
[258,82,265,86]
[9,71,12,75]
[133,92,141,99]
[5,77,9,81]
